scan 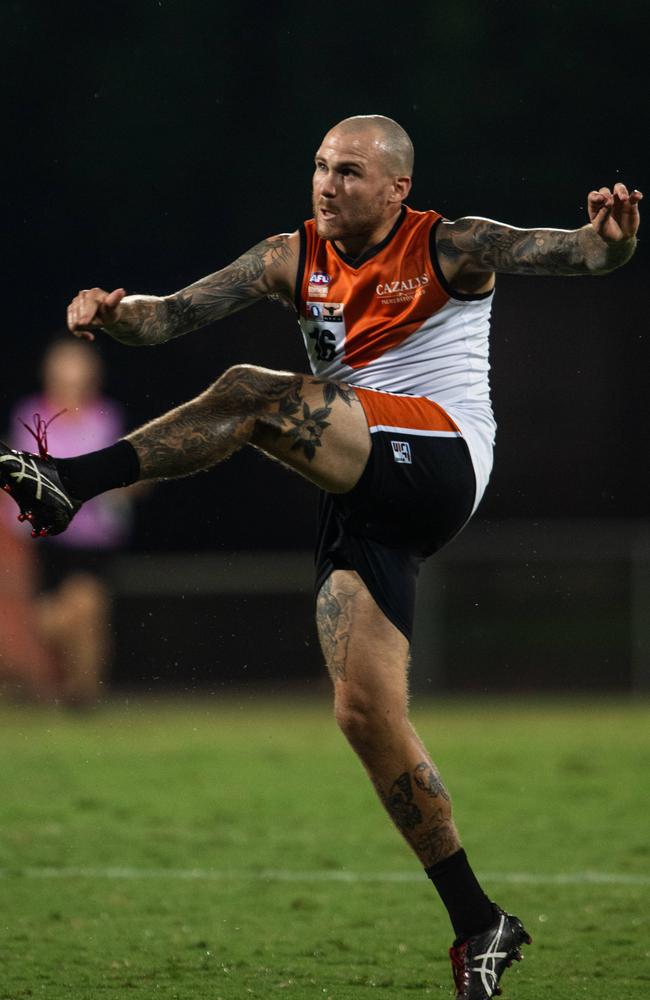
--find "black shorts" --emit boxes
[314,389,477,641]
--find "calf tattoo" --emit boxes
[386,772,423,831]
[382,761,458,865]
[413,761,451,801]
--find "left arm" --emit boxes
[437,182,642,282]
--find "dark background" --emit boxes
[2,0,648,554]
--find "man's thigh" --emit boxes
[316,569,410,695]
[248,369,370,493]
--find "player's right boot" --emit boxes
[449,905,532,999]
[0,441,80,537]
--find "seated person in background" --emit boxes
[0,516,107,705]
[10,337,133,564]
[2,338,135,702]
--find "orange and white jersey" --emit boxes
[295,205,496,509]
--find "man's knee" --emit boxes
[334,684,407,753]
[207,364,299,416]
[215,363,264,389]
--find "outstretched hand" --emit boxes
[67,287,126,340]
[587,183,643,243]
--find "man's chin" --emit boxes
[315,218,343,240]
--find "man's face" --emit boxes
[312,128,404,247]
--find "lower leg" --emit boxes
[319,572,459,865]
[318,572,494,940]
[54,366,300,500]
[340,694,495,940]
[51,367,370,504]
[345,708,460,866]
[56,366,317,500]
[127,366,302,479]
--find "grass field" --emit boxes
[1,695,648,999]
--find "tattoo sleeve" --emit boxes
[437,217,637,277]
[104,235,296,346]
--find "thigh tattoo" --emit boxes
[316,575,360,681]
[263,377,356,461]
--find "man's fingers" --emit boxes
[587,183,641,239]
[588,189,612,207]
[67,287,107,329]
[66,286,125,332]
[590,204,611,233]
[104,288,126,309]
[587,190,612,225]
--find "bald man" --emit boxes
[0,115,642,999]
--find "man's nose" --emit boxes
[319,170,337,197]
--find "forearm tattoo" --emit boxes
[438,217,637,276]
[127,368,350,480]
[108,236,295,345]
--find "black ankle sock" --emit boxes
[425,848,496,942]
[56,440,141,503]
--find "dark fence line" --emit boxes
[106,519,650,693]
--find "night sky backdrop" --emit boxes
[3,0,648,552]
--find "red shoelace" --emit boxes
[18,410,66,459]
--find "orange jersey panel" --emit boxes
[354,387,461,434]
[297,207,448,370]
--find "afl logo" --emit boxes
[308,271,331,299]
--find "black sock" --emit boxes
[425,848,496,942]
[56,440,141,503]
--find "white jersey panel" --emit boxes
[298,293,496,510]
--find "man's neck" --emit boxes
[333,206,405,260]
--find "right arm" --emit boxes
[67,232,299,345]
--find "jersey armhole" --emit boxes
[429,217,494,302]
[294,223,307,312]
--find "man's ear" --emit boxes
[389,175,412,204]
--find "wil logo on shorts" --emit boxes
[391,440,412,464]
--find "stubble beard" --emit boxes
[312,195,383,247]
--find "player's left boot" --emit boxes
[449,905,532,999]
[0,440,80,537]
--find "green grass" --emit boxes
[1,696,648,999]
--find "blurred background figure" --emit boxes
[0,516,107,705]
[0,338,136,705]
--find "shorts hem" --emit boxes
[314,556,414,643]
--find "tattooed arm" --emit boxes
[436,182,642,289]
[66,232,299,345]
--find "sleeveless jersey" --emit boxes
[295,205,496,509]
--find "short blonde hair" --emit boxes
[330,115,414,176]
